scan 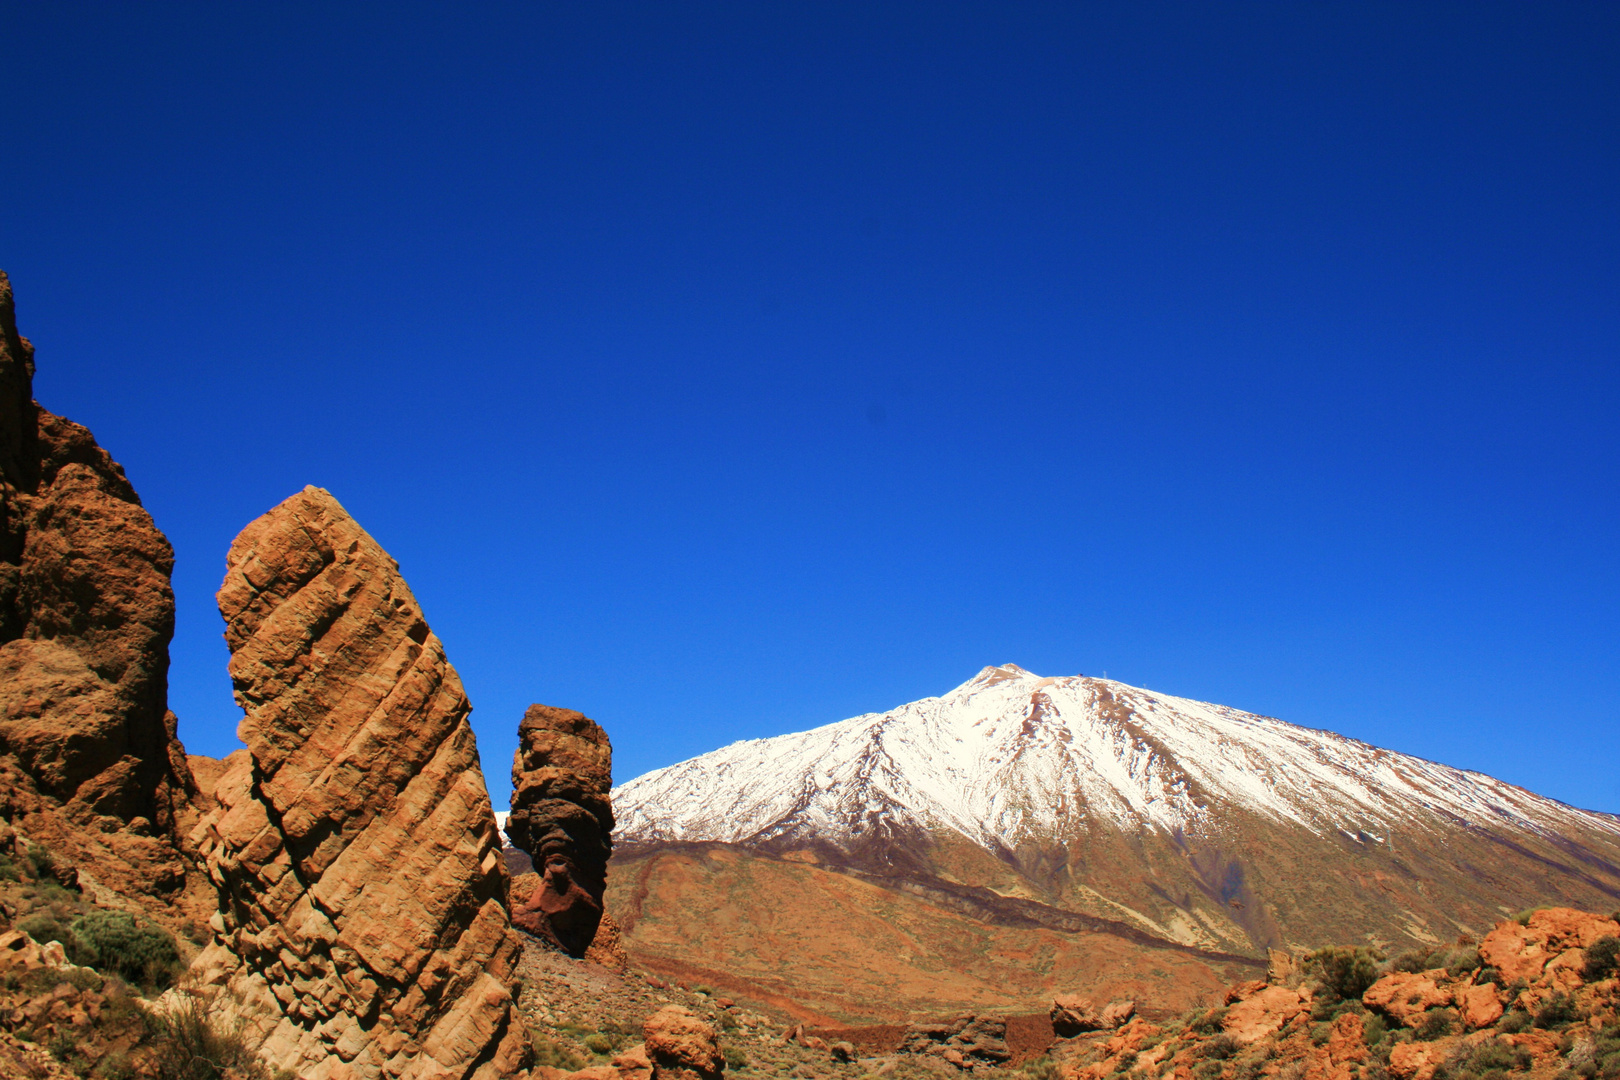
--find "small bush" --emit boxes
[1499,1010,1532,1034]
[1536,994,1580,1030]
[1189,1008,1228,1035]
[1414,1010,1457,1042]
[1514,908,1551,927]
[584,1033,617,1056]
[1388,950,1434,976]
[531,1034,586,1071]
[0,852,19,882]
[1477,966,1502,986]
[73,910,181,988]
[144,992,269,1080]
[1306,947,1385,1003]
[1198,1035,1241,1062]
[1363,1014,1390,1046]
[1585,938,1620,981]
[1025,1057,1060,1080]
[724,1045,749,1071]
[95,1050,136,1080]
[1193,1061,1225,1080]
[1311,1023,1333,1046]
[1114,1051,1139,1072]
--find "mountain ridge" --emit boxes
[608,663,1620,981]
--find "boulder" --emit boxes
[1221,985,1309,1044]
[1266,948,1298,985]
[1361,971,1453,1025]
[508,704,615,958]
[1051,996,1101,1036]
[1099,1000,1136,1028]
[643,1005,724,1080]
[0,271,198,906]
[186,487,529,1080]
[1457,982,1504,1029]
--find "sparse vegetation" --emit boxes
[1414,1008,1457,1041]
[1585,937,1619,981]
[1305,946,1384,1003]
[144,990,270,1080]
[724,1044,750,1070]
[1499,1009,1533,1034]
[1535,993,1580,1030]
[531,1032,587,1071]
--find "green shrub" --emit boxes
[584,1033,617,1056]
[1499,1010,1532,1034]
[1189,1008,1228,1035]
[73,910,181,988]
[1193,1061,1225,1080]
[1364,1014,1390,1047]
[1311,1023,1333,1046]
[1514,908,1551,927]
[1025,1057,1060,1080]
[0,852,19,882]
[1114,1051,1139,1072]
[1197,1036,1241,1061]
[144,992,269,1080]
[531,1034,586,1071]
[724,1045,749,1070]
[1305,947,1385,1003]
[1414,1010,1456,1042]
[1476,966,1502,986]
[1585,938,1620,981]
[1536,994,1580,1030]
[95,1049,136,1080]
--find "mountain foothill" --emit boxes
[1,270,1618,1080]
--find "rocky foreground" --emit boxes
[2,269,1619,1080]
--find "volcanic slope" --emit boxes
[608,665,1620,1019]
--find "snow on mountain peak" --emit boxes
[612,666,1619,855]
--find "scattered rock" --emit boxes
[900,1013,1011,1066]
[644,1004,725,1080]
[185,487,529,1079]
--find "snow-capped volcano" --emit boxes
[614,664,1616,854]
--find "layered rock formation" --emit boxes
[187,487,530,1080]
[507,705,615,958]
[0,270,198,906]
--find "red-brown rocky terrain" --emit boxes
[0,270,207,919]
[509,705,619,959]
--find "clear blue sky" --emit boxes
[4,3,1617,812]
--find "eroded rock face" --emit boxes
[188,487,529,1080]
[508,704,614,957]
[0,270,197,905]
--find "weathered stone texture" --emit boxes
[189,486,530,1080]
[0,270,197,905]
[508,704,614,957]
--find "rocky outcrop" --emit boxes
[187,487,530,1080]
[1051,907,1620,1080]
[0,270,198,907]
[1051,997,1135,1037]
[899,1014,1011,1067]
[508,704,614,957]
